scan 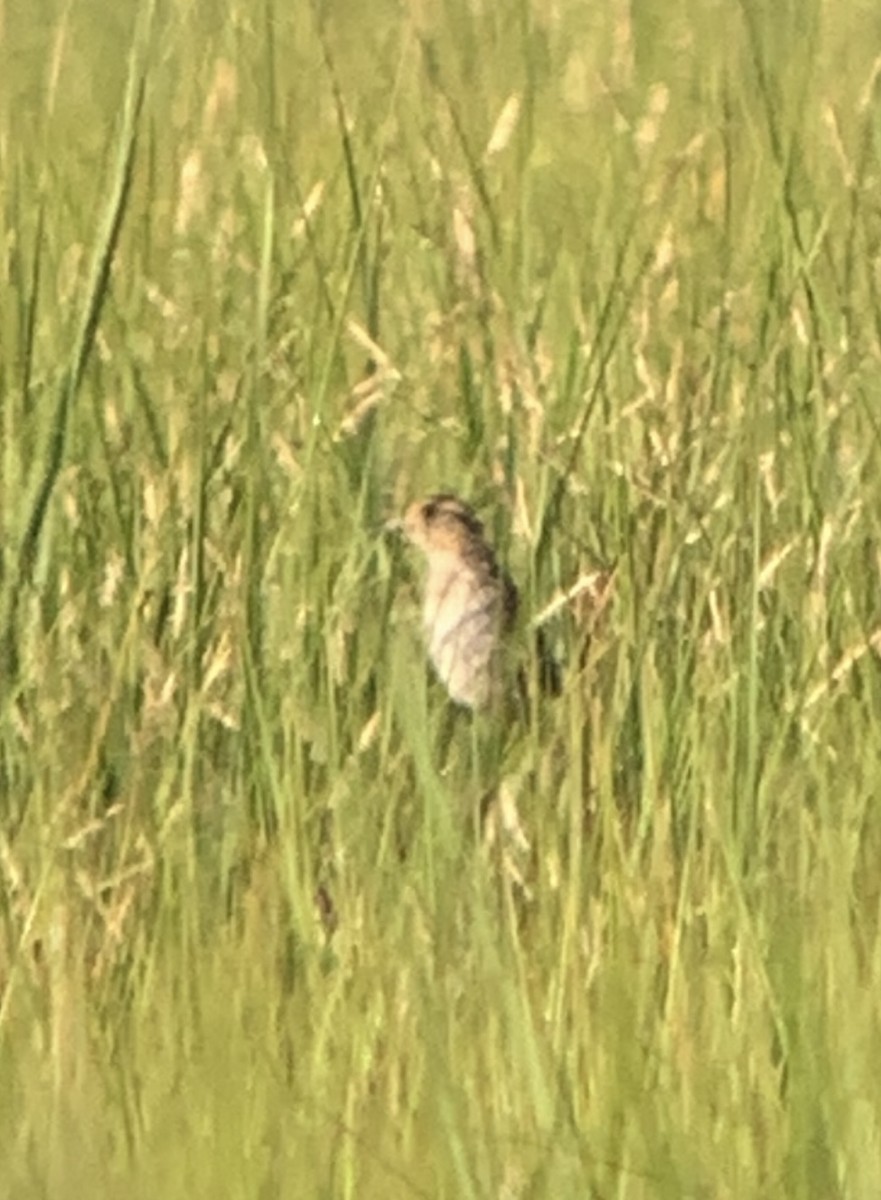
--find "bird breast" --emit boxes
[421,552,508,709]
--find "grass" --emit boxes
[2,0,881,1195]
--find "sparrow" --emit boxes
[395,493,560,711]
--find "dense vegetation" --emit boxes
[2,1,880,1195]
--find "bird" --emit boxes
[394,493,560,712]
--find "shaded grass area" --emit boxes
[2,0,881,1195]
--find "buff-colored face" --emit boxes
[400,493,486,557]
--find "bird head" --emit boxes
[399,493,486,557]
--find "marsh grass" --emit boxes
[2,0,881,1195]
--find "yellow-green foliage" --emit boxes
[2,1,881,1195]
